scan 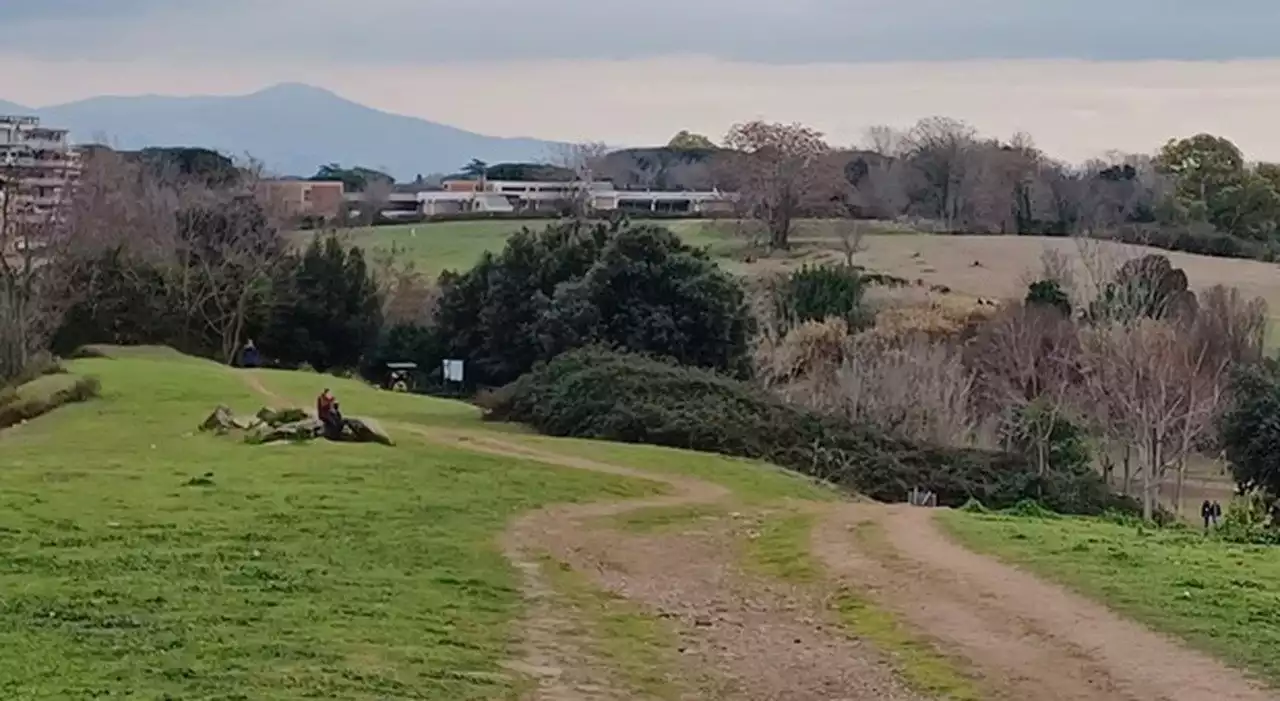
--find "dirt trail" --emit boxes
[813,503,1273,701]
[236,371,1271,701]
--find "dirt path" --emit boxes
[237,370,922,700]
[812,503,1274,701]
[236,371,1271,700]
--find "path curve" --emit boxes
[236,370,922,700]
[812,503,1274,701]
[236,371,1270,700]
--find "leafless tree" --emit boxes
[863,125,905,157]
[969,304,1082,477]
[550,141,610,217]
[832,218,866,266]
[899,116,979,231]
[720,120,849,250]
[1078,318,1230,521]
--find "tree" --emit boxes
[899,117,979,231]
[549,142,611,217]
[310,164,394,193]
[1078,318,1229,521]
[1219,359,1280,502]
[461,159,489,178]
[1087,254,1196,323]
[970,304,1082,480]
[261,232,383,371]
[178,195,287,364]
[434,219,751,386]
[721,120,848,250]
[537,225,752,375]
[668,130,716,150]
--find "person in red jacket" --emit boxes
[317,388,340,438]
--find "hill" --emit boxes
[3,83,562,179]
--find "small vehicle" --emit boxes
[384,361,418,392]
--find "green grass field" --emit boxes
[0,352,664,699]
[0,348,834,698]
[302,219,734,279]
[940,511,1280,687]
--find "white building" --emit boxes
[0,115,79,228]
[416,178,734,216]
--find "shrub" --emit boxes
[770,264,873,333]
[488,347,1116,513]
[0,376,102,430]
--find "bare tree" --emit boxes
[899,116,979,231]
[832,218,866,266]
[969,304,1082,477]
[550,141,610,217]
[1078,319,1229,521]
[721,120,849,250]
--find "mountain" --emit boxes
[3,84,563,180]
[0,99,29,115]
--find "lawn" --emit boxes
[940,511,1280,687]
[296,219,739,279]
[0,352,664,699]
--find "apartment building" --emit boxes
[0,115,79,228]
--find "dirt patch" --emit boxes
[813,503,1274,701]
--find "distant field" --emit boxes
[940,511,1280,687]
[306,220,1280,307]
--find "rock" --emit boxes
[250,417,324,444]
[341,416,394,446]
[199,405,236,432]
[230,415,263,430]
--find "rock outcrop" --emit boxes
[199,405,393,446]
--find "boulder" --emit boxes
[199,405,236,432]
[249,417,325,444]
[231,414,263,430]
[341,417,394,446]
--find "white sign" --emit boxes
[442,359,465,383]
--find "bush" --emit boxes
[771,264,873,333]
[0,376,101,430]
[487,347,1117,512]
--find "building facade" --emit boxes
[0,115,79,229]
[417,178,734,216]
[258,179,346,221]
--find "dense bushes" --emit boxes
[0,373,102,430]
[435,219,752,387]
[486,347,1116,513]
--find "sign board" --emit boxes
[442,359,465,383]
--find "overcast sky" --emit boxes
[4,1,1280,159]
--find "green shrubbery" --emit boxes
[486,347,1118,512]
[0,374,102,430]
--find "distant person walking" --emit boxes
[241,339,260,368]
[1211,500,1223,527]
[1201,499,1213,532]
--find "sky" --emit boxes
[4,1,1280,160]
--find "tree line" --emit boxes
[582,120,1280,261]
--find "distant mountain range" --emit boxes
[0,84,564,181]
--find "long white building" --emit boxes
[415,178,735,216]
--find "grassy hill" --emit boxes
[0,347,825,698]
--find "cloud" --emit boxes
[2,0,1280,64]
